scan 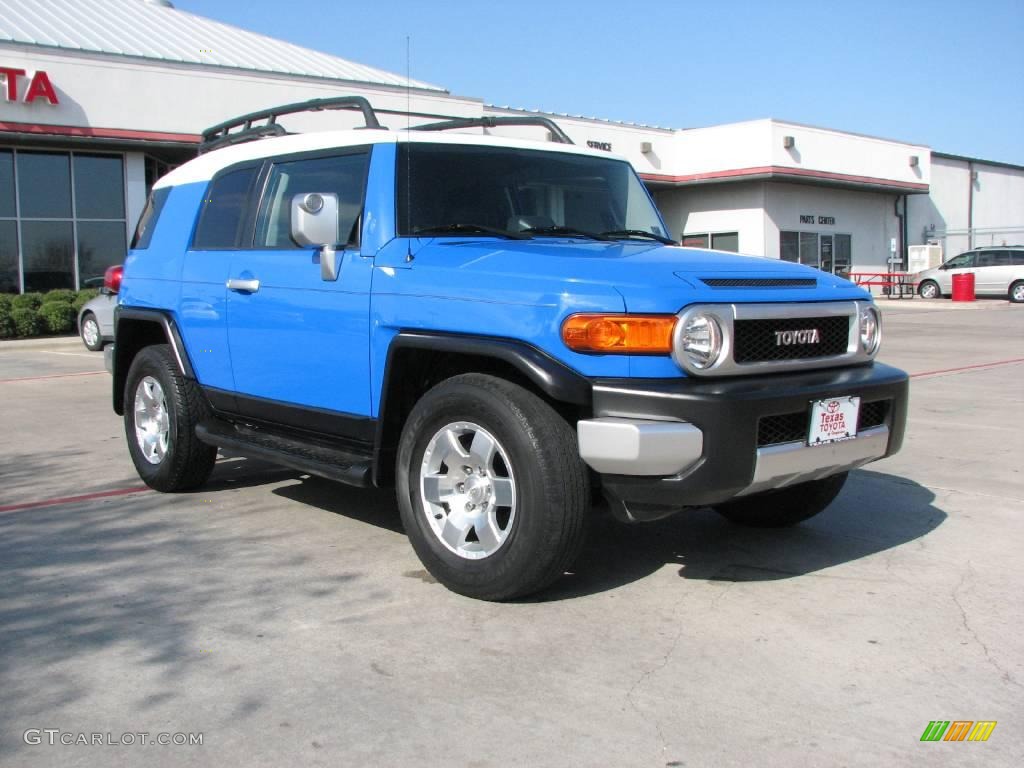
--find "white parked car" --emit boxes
[77,265,121,351]
[915,246,1024,302]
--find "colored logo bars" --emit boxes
[920,721,997,742]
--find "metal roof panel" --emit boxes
[0,0,445,91]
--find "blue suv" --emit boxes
[110,97,908,600]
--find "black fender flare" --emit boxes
[372,331,592,485]
[112,307,195,414]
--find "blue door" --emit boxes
[177,166,262,392]
[225,150,373,421]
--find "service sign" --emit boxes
[808,396,860,445]
[0,67,59,105]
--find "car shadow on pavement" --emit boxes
[269,472,404,534]
[232,459,945,602]
[538,468,945,601]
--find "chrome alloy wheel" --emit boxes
[419,421,517,560]
[1013,283,1024,302]
[920,281,939,299]
[82,317,100,347]
[134,376,169,465]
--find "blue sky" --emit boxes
[173,0,1024,164]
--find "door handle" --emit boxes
[226,278,260,293]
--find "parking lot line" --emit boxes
[909,357,1024,380]
[0,485,150,513]
[40,350,102,358]
[0,370,106,384]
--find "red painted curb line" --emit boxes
[0,370,106,383]
[910,357,1024,379]
[0,486,150,513]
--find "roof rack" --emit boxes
[199,96,384,154]
[198,97,575,154]
[409,116,574,145]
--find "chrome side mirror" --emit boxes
[291,192,341,281]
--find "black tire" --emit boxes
[124,344,216,492]
[1009,280,1024,304]
[713,472,848,528]
[80,312,104,351]
[396,373,589,601]
[918,280,941,300]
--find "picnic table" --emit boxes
[846,271,918,299]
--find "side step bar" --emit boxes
[196,419,373,488]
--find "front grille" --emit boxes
[734,316,849,363]
[757,399,891,447]
[700,278,817,288]
[858,400,890,431]
[758,412,808,447]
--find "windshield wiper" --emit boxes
[413,223,532,240]
[521,225,611,241]
[599,229,675,245]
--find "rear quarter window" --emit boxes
[192,166,259,250]
[130,187,170,250]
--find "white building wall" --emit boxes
[907,155,1024,259]
[0,45,480,137]
[653,182,767,255]
[973,163,1024,246]
[765,183,901,269]
[124,151,147,244]
[767,121,930,188]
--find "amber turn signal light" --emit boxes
[561,314,676,354]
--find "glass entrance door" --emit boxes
[820,235,834,274]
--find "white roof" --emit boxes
[158,130,626,188]
[0,0,444,91]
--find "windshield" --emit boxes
[397,143,667,240]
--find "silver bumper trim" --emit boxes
[103,344,115,374]
[738,425,889,497]
[577,417,703,476]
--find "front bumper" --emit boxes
[578,362,908,520]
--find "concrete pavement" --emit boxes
[1,306,1022,767]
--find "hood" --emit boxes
[394,238,870,313]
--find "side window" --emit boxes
[1012,251,1024,266]
[131,187,170,250]
[944,252,975,269]
[255,152,369,249]
[192,166,258,250]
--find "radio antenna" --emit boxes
[405,34,414,262]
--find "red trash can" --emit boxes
[952,273,975,302]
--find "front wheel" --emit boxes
[396,374,589,601]
[1010,281,1024,304]
[124,344,216,492]
[918,280,941,300]
[713,472,848,528]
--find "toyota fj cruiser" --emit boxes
[110,97,909,600]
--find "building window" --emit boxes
[0,148,128,293]
[780,230,852,275]
[681,231,739,252]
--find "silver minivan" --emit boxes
[915,246,1024,302]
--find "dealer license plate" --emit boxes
[808,396,860,446]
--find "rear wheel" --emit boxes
[713,472,848,528]
[396,374,589,601]
[124,344,216,492]
[918,280,940,300]
[80,312,103,351]
[1010,281,1024,304]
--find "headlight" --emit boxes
[679,311,723,370]
[859,305,881,355]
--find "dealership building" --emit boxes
[2,0,1022,293]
